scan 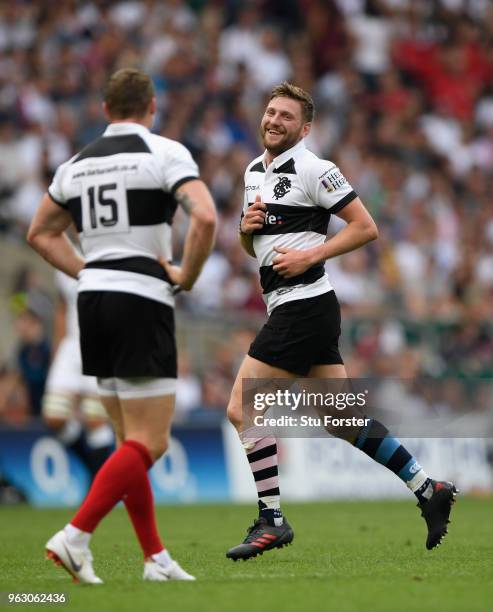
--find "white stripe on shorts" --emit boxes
[97,377,176,399]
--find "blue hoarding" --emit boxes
[0,423,230,507]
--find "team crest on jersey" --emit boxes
[273,176,291,200]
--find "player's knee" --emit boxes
[227,401,243,430]
[113,425,125,446]
[148,435,169,461]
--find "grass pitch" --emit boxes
[1,498,492,612]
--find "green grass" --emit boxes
[1,499,492,612]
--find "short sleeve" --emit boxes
[243,180,250,213]
[304,158,357,212]
[161,141,200,194]
[47,162,69,208]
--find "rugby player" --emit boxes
[28,68,216,583]
[226,82,457,561]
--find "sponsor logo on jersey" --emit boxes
[246,185,260,191]
[273,176,292,200]
[264,212,284,225]
[321,168,347,192]
[276,286,295,295]
[275,284,304,295]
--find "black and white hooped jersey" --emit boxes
[242,139,357,314]
[48,122,199,307]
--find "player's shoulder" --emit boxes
[295,147,353,200]
[145,132,193,161]
[297,147,337,176]
[245,154,265,176]
[57,152,80,170]
[51,152,80,186]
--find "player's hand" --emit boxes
[240,194,266,234]
[159,258,194,291]
[272,245,318,278]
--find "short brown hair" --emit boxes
[269,82,314,123]
[104,68,155,119]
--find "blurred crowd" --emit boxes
[1,0,493,421]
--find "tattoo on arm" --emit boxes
[175,191,197,215]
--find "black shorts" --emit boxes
[248,291,344,376]
[78,291,177,378]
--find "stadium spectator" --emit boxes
[0,0,492,394]
[13,308,50,417]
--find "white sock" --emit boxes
[64,523,91,549]
[151,549,173,568]
[259,498,283,526]
[261,495,281,511]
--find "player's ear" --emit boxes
[149,97,157,115]
[302,122,312,138]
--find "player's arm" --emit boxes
[272,198,378,278]
[312,197,378,261]
[239,232,256,258]
[162,179,216,290]
[27,194,85,279]
[238,194,266,258]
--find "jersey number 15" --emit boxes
[81,180,130,235]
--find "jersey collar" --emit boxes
[103,122,150,136]
[263,138,306,171]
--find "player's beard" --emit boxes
[261,124,303,155]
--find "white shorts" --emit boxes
[46,337,99,397]
[97,377,177,399]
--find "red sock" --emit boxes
[123,475,164,558]
[71,440,158,536]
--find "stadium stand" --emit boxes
[0,0,492,422]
